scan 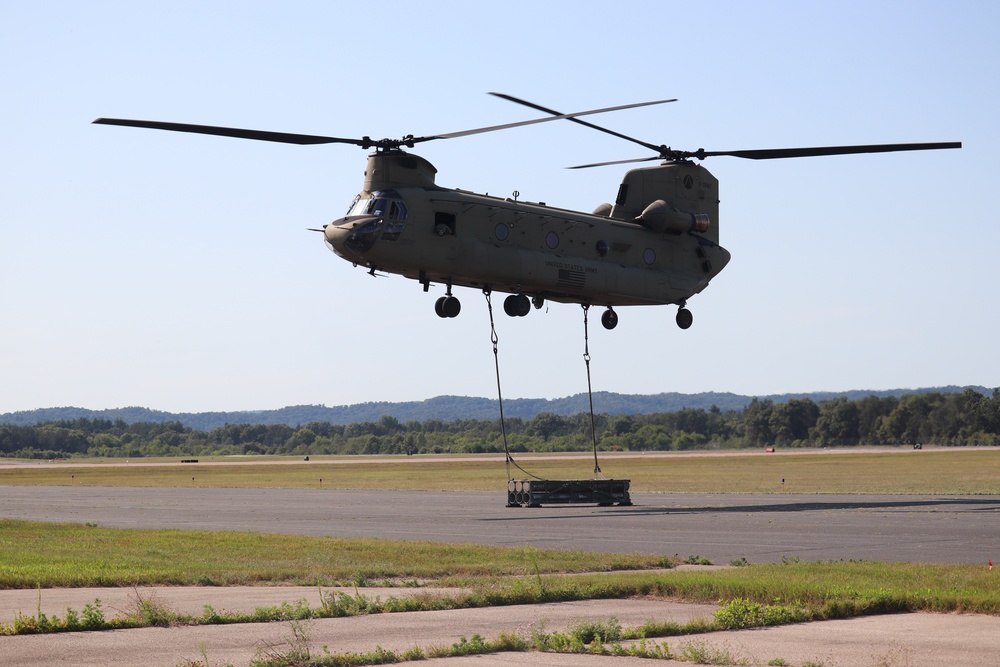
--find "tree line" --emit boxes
[2,389,998,460]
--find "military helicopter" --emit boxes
[94,95,960,331]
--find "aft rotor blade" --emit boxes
[489,92,671,153]
[573,141,963,168]
[93,118,365,146]
[696,142,962,160]
[417,98,677,143]
[568,156,663,169]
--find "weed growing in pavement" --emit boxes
[684,554,714,565]
[678,639,746,665]
[714,597,810,630]
[568,617,623,644]
[9,590,108,635]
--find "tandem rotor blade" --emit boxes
[92,118,366,146]
[570,141,963,168]
[94,98,678,151]
[692,142,963,160]
[416,98,678,143]
[568,156,664,169]
[489,92,672,153]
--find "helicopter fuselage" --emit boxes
[324,151,731,326]
[92,98,958,330]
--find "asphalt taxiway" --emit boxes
[2,486,998,563]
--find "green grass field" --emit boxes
[0,519,668,589]
[3,448,999,494]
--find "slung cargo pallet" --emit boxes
[507,479,631,507]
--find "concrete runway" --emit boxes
[2,486,998,564]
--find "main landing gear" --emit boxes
[433,288,694,330]
[676,306,693,330]
[503,294,531,317]
[434,285,461,319]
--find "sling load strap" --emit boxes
[484,288,540,481]
[582,305,604,479]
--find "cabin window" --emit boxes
[494,223,509,241]
[643,248,656,265]
[595,240,609,257]
[546,231,560,249]
[435,211,456,236]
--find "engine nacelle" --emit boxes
[592,202,613,216]
[635,199,711,235]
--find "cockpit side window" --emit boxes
[369,198,388,217]
[388,200,407,220]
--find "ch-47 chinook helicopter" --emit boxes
[94,94,960,331]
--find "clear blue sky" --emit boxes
[1,1,996,413]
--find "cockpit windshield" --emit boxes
[345,190,408,220]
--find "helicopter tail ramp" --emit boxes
[507,479,632,507]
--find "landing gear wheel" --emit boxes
[435,296,461,318]
[504,294,530,317]
[532,295,545,310]
[515,295,530,316]
[601,308,618,330]
[676,307,693,330]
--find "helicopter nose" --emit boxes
[324,221,352,255]
[325,216,383,255]
[324,222,346,247]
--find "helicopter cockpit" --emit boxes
[345,190,408,221]
[335,190,408,254]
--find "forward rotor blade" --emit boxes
[418,98,677,143]
[489,92,671,153]
[95,98,677,150]
[697,142,962,160]
[92,118,365,146]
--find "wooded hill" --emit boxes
[0,387,986,431]
[2,387,998,460]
